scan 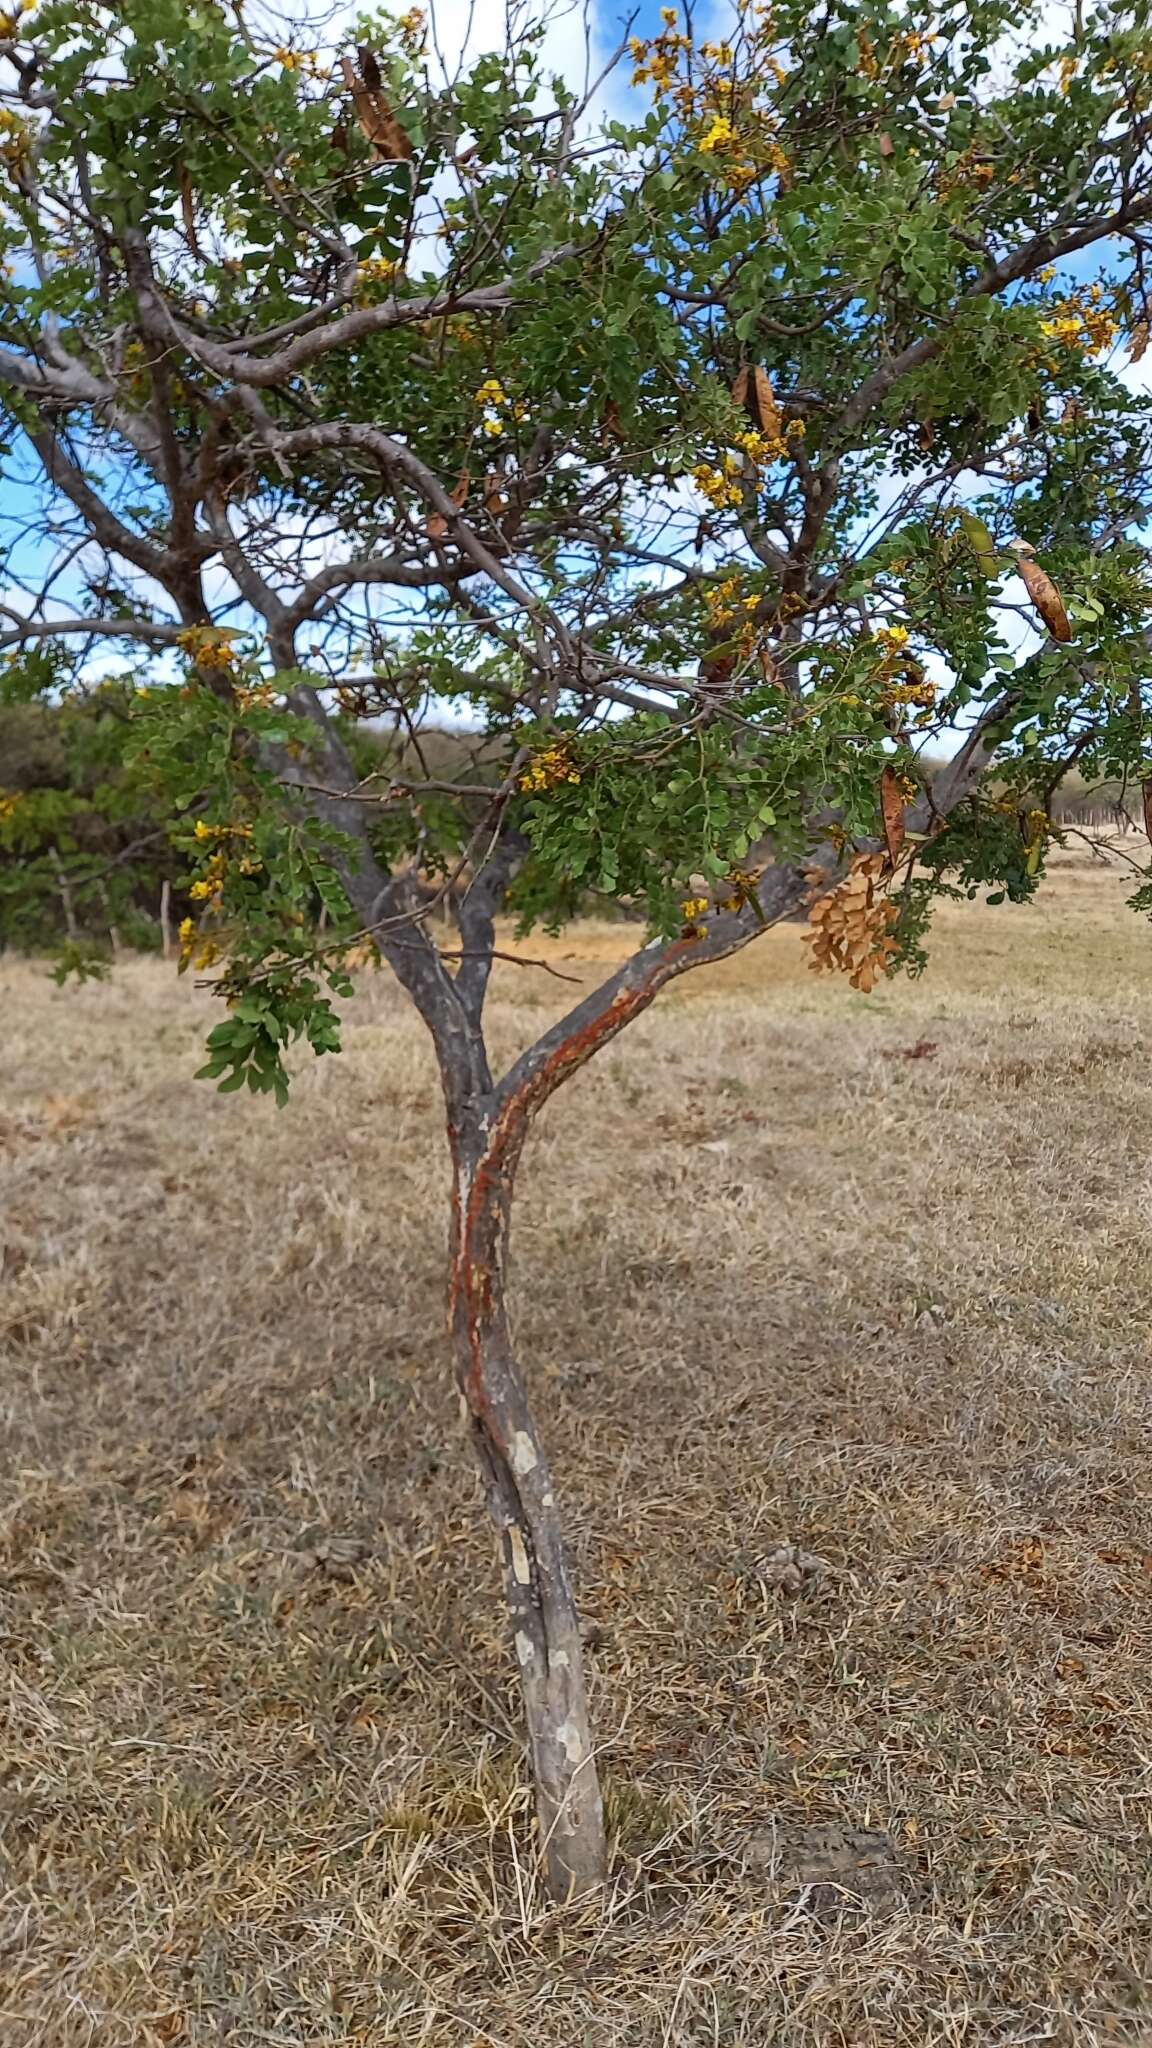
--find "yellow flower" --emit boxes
[736,427,776,465]
[481,416,503,439]
[699,115,736,154]
[518,741,581,793]
[177,625,239,672]
[1038,288,1119,356]
[680,896,710,921]
[355,257,400,304]
[692,462,743,509]
[475,377,507,406]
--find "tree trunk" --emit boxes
[49,845,78,943]
[159,878,175,959]
[448,1116,606,1901]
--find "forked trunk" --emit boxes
[448,1118,606,1901]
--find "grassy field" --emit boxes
[3,844,1152,2046]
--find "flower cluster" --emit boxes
[234,680,278,712]
[884,676,937,711]
[473,375,526,440]
[837,627,937,726]
[1039,285,1118,358]
[629,4,792,196]
[717,867,761,912]
[187,821,261,912]
[188,852,227,903]
[874,627,937,720]
[692,413,803,512]
[858,24,935,76]
[937,147,996,197]
[396,7,426,52]
[629,13,692,92]
[703,575,761,658]
[0,789,21,821]
[355,256,400,304]
[680,895,710,932]
[693,457,745,509]
[0,2,36,42]
[273,46,328,76]
[0,106,30,177]
[178,915,221,971]
[192,818,253,845]
[177,625,239,673]
[518,741,581,794]
[475,375,507,439]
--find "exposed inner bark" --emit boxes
[449,1112,606,1900]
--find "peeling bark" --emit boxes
[448,1111,606,1900]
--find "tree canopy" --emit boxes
[1,0,1151,1066]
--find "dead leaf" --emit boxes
[751,365,781,437]
[1130,317,1150,364]
[179,167,199,259]
[880,765,906,864]
[341,52,414,162]
[878,130,895,156]
[1142,780,1152,843]
[356,43,382,90]
[731,363,749,410]
[483,470,509,518]
[1013,545,1072,642]
[426,468,469,539]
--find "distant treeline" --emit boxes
[0,695,1142,956]
[0,692,504,956]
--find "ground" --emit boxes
[3,845,1152,2047]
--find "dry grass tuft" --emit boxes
[3,844,1152,2044]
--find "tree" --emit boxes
[2,0,1152,1899]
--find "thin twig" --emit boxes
[388,937,584,985]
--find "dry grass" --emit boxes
[4,842,1152,2046]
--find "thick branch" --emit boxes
[833,197,1152,441]
[129,243,579,390]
